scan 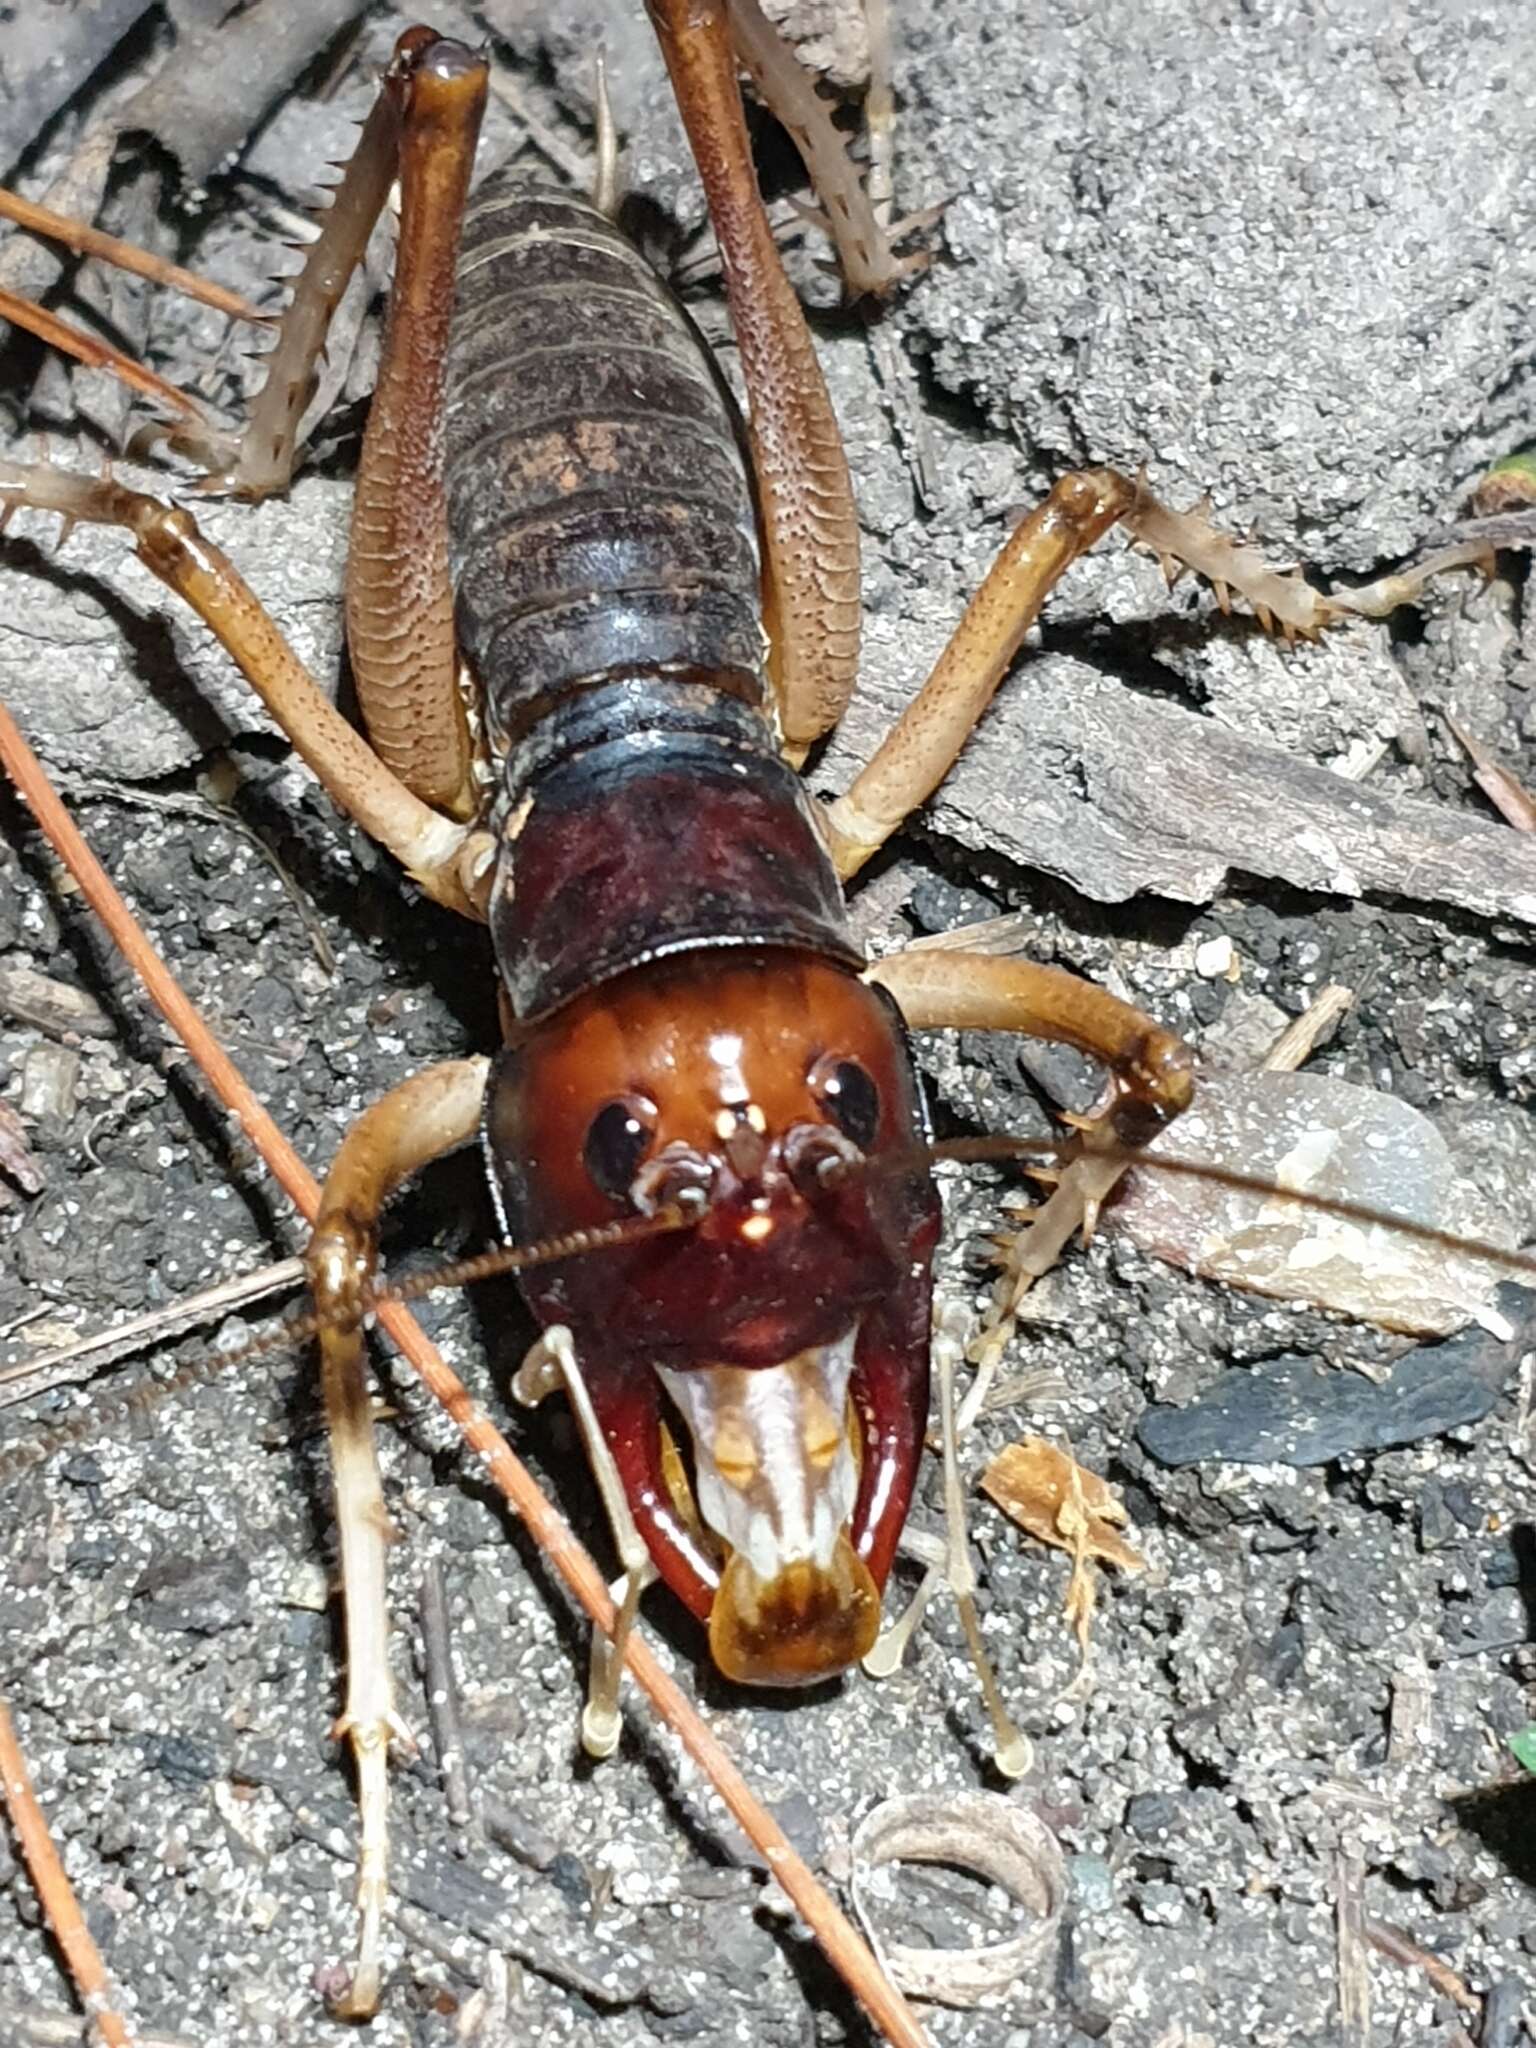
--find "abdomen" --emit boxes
[443,177,765,747]
[444,176,855,1025]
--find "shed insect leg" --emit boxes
[305,1054,491,2017]
[647,0,861,758]
[513,1326,659,1760]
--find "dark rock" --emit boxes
[1482,1539,1522,1590]
[906,870,1001,934]
[143,1733,221,1785]
[1137,1290,1527,1467]
[1258,1620,1305,1691]
[1418,1480,1460,1551]
[1124,1791,1180,1841]
[135,1550,251,1634]
[545,1850,589,1911]
[66,1533,118,1578]
[1482,1979,1526,2048]
[1442,1481,1480,1529]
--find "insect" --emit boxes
[3,4,1536,2048]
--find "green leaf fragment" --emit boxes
[1473,447,1536,516]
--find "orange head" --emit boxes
[484,946,941,1682]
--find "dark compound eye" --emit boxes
[811,1057,880,1151]
[583,1096,657,1201]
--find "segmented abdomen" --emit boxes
[446,175,855,1025]
[443,177,765,748]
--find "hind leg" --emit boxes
[0,31,495,908]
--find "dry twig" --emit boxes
[0,1702,136,2048]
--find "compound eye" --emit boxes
[583,1096,657,1201]
[809,1056,880,1152]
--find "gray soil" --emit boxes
[1,4,1534,2046]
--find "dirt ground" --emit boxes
[1,4,1534,2046]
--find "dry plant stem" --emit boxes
[0,1701,136,2048]
[1334,1850,1371,2045]
[345,33,483,820]
[0,285,207,426]
[0,463,488,918]
[0,184,269,324]
[591,51,621,219]
[3,2014,193,2048]
[484,70,591,188]
[826,471,1135,876]
[649,0,861,754]
[1261,981,1353,1069]
[418,1563,474,1832]
[0,707,931,2048]
[862,0,896,227]
[0,1256,306,1407]
[1363,1917,1481,2017]
[1444,711,1536,832]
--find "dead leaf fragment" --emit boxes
[982,1437,1145,1572]
[981,1436,1146,1650]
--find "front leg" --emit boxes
[867,946,1195,1361]
[306,1055,490,2016]
[867,947,1195,1146]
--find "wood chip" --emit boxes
[0,965,112,1040]
[19,1044,79,1123]
[826,660,1536,926]
[0,1100,43,1195]
[120,0,371,187]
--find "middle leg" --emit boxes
[821,468,1494,880]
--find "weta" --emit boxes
[0,2,1530,2037]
